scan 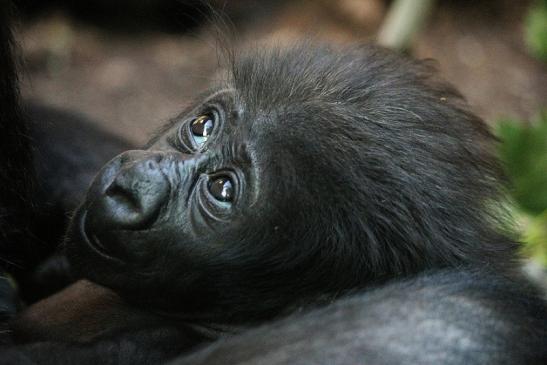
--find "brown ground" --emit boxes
[18,0,547,145]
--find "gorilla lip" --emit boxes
[79,210,122,263]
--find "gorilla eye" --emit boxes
[190,114,214,146]
[208,176,234,202]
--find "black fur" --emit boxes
[173,269,547,365]
[23,103,133,301]
[0,0,36,346]
[0,3,130,299]
[0,0,36,275]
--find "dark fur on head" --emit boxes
[223,43,516,290]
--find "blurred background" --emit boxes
[11,0,547,279]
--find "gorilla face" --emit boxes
[76,90,251,267]
[66,44,509,322]
[67,87,319,320]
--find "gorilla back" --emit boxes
[67,44,519,324]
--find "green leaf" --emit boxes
[525,0,547,62]
[521,210,547,265]
[496,112,547,215]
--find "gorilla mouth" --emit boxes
[79,210,122,263]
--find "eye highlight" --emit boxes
[190,114,214,147]
[208,176,234,202]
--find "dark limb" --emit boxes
[1,1,132,304]
[172,269,547,365]
[0,0,37,277]
[21,105,133,302]
[3,270,546,365]
[0,325,208,365]
[3,280,211,364]
[0,1,37,345]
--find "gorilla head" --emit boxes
[66,44,515,323]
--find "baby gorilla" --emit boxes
[68,44,515,321]
[5,44,547,364]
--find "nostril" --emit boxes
[105,179,122,196]
[105,180,141,212]
[92,154,170,230]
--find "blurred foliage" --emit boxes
[498,112,547,215]
[522,211,547,266]
[497,112,547,265]
[525,0,547,62]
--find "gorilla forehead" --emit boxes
[225,43,481,163]
[228,43,448,116]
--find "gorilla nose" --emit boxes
[97,153,170,229]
